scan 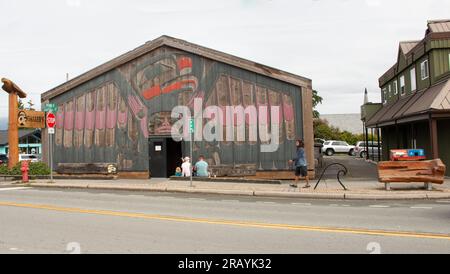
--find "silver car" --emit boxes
[354,141,382,158]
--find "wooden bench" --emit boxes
[378,159,446,190]
[209,164,257,177]
[57,163,118,175]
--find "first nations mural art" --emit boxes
[48,47,303,173]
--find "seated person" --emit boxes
[175,167,182,177]
[194,155,209,177]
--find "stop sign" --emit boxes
[46,112,56,128]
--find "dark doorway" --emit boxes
[148,138,183,178]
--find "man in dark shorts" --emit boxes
[289,139,310,189]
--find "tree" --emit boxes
[27,100,35,111]
[314,118,379,145]
[312,89,323,119]
[18,99,24,110]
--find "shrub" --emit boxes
[0,164,9,175]
[0,161,51,176]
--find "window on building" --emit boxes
[410,67,416,91]
[388,84,392,98]
[393,80,398,95]
[382,88,387,104]
[421,59,429,80]
[400,75,405,95]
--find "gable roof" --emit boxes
[399,40,420,55]
[41,35,311,101]
[379,19,450,87]
[0,129,41,146]
[427,19,450,33]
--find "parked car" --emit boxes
[355,141,382,158]
[321,140,355,156]
[314,138,326,145]
[19,154,40,163]
[0,154,8,165]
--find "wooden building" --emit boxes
[362,20,450,176]
[41,36,313,178]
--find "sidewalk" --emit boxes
[11,178,450,200]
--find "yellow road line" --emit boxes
[0,201,449,241]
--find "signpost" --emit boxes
[1,78,27,168]
[17,110,46,129]
[46,112,56,182]
[189,118,194,187]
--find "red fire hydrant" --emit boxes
[21,161,29,183]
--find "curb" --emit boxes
[26,183,450,200]
[344,193,429,200]
[254,191,345,199]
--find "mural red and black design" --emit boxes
[50,47,303,171]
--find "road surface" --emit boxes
[0,185,449,253]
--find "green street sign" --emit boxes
[44,103,58,113]
[189,118,194,134]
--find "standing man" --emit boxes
[289,139,310,189]
[195,155,209,177]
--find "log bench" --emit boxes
[209,164,257,177]
[57,163,118,176]
[378,159,446,190]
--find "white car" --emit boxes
[321,141,355,156]
[19,154,40,163]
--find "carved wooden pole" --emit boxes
[1,78,27,168]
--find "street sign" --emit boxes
[18,110,46,129]
[46,112,56,128]
[44,103,58,113]
[48,128,55,134]
[189,118,195,134]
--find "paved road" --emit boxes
[318,155,378,180]
[0,185,449,254]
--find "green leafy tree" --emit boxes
[314,119,379,145]
[18,99,24,110]
[312,90,323,119]
[27,100,35,111]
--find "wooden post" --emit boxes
[1,78,27,168]
[377,128,381,161]
[8,92,19,168]
[429,115,439,159]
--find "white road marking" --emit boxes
[436,200,450,203]
[410,206,433,209]
[9,247,24,252]
[329,204,351,207]
[0,187,29,192]
[221,200,239,203]
[291,203,311,206]
[369,205,390,208]
[188,198,205,201]
[261,201,276,204]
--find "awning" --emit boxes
[366,79,450,127]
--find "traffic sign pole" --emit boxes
[50,132,53,182]
[189,118,194,188]
[46,111,56,182]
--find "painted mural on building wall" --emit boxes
[51,47,303,171]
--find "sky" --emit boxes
[1,0,450,123]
